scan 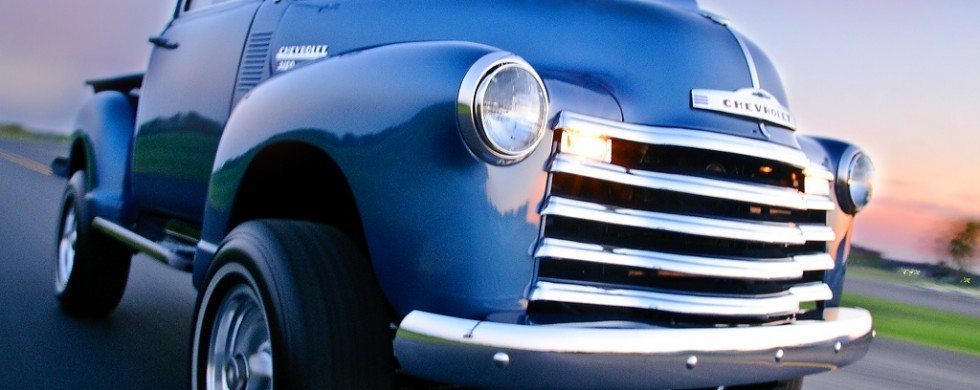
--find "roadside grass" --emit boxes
[0,124,68,143]
[847,265,924,285]
[841,293,980,356]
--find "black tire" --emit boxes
[725,377,804,390]
[191,220,394,389]
[54,170,132,318]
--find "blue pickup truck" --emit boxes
[52,0,876,388]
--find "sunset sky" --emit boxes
[1,1,977,265]
[699,0,980,266]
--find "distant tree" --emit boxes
[947,220,980,275]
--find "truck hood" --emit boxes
[272,0,798,148]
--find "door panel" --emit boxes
[133,0,261,222]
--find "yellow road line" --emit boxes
[0,148,53,176]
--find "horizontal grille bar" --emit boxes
[541,196,834,245]
[788,283,834,302]
[536,112,837,325]
[550,153,833,211]
[530,281,811,317]
[804,165,835,181]
[793,253,836,271]
[556,111,811,169]
[535,238,833,281]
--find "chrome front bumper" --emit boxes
[394,307,873,389]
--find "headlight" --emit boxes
[836,148,874,214]
[459,53,549,165]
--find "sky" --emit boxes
[1,0,978,265]
[698,0,980,265]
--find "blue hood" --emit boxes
[272,0,797,147]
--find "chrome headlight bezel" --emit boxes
[836,147,874,214]
[458,52,549,165]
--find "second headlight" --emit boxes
[459,53,549,165]
[836,148,875,214]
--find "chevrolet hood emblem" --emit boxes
[691,88,796,130]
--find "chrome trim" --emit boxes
[805,194,836,210]
[206,284,274,389]
[535,238,823,281]
[394,308,873,388]
[541,196,834,244]
[457,52,548,165]
[690,88,795,130]
[789,283,835,302]
[701,11,731,26]
[92,217,177,265]
[799,224,837,242]
[725,26,773,136]
[530,281,800,317]
[793,253,836,271]
[729,30,760,90]
[835,145,873,214]
[806,165,836,181]
[550,153,833,211]
[555,111,810,168]
[56,207,77,294]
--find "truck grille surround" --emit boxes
[529,112,837,326]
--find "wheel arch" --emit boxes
[193,40,500,288]
[194,41,540,320]
[69,90,137,222]
[68,136,87,174]
[227,141,369,255]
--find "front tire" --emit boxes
[54,170,132,317]
[726,377,804,390]
[191,220,394,389]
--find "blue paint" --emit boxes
[69,0,866,320]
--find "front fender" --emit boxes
[797,135,861,306]
[70,91,136,222]
[197,41,549,319]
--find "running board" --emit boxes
[91,217,194,271]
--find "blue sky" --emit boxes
[1,0,977,264]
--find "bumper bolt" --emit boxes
[774,349,784,362]
[685,355,698,369]
[492,352,510,368]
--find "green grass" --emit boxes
[841,293,980,356]
[848,264,979,292]
[0,123,68,142]
[847,265,927,284]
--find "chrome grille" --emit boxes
[530,112,836,326]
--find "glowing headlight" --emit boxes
[837,149,874,214]
[459,53,549,165]
[560,131,612,163]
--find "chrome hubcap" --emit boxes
[55,208,77,293]
[208,284,273,390]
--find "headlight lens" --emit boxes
[476,65,548,156]
[838,150,874,213]
[459,53,549,165]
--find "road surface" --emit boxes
[844,274,979,317]
[0,137,976,389]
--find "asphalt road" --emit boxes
[0,138,196,388]
[0,137,976,389]
[844,274,980,317]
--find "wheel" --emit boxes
[54,170,132,317]
[191,220,394,389]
